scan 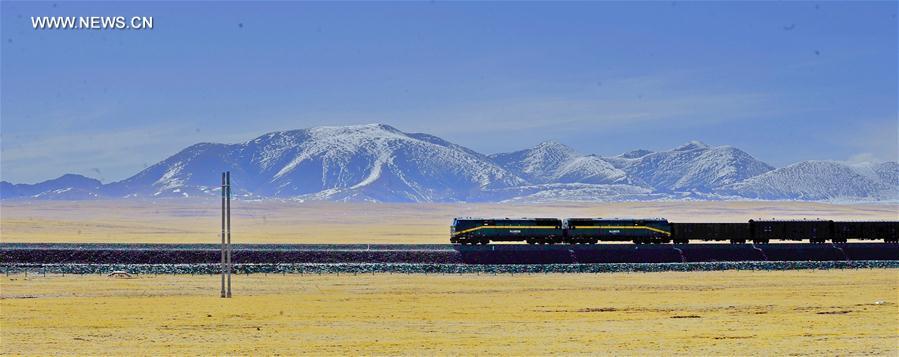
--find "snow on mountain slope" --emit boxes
[489,141,630,185]
[103,143,235,198]
[618,149,654,159]
[603,141,774,192]
[489,141,577,182]
[494,183,745,203]
[719,160,899,200]
[852,161,899,187]
[106,124,524,202]
[489,183,658,203]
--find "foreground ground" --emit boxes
[1,200,897,244]
[1,269,896,355]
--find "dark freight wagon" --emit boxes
[670,223,750,244]
[450,218,563,245]
[834,221,899,243]
[749,220,833,243]
[565,218,671,244]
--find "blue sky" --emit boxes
[1,1,896,183]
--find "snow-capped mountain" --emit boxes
[2,124,896,202]
[719,160,899,201]
[488,141,631,185]
[601,141,775,192]
[488,183,660,203]
[104,124,523,202]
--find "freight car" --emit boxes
[833,221,898,243]
[450,218,564,245]
[669,223,750,244]
[749,220,833,243]
[451,217,899,244]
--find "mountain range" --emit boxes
[2,124,897,202]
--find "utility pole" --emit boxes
[220,172,226,298]
[226,171,232,298]
[221,171,232,298]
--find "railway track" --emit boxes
[2,243,897,264]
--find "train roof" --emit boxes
[454,217,667,221]
[749,218,834,222]
[453,217,561,221]
[830,220,899,222]
[565,217,668,221]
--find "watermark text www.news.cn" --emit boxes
[31,16,153,30]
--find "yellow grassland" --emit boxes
[1,200,897,244]
[1,269,897,355]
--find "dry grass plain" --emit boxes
[1,200,897,244]
[1,269,897,355]
[2,200,897,355]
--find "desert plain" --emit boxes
[1,200,897,355]
[1,270,897,355]
[1,200,897,244]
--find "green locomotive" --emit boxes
[565,218,671,244]
[450,218,563,245]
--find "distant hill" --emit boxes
[718,161,898,201]
[488,141,630,185]
[1,174,103,200]
[2,124,896,202]
[600,140,775,193]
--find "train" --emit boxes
[450,217,899,245]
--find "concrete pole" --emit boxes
[226,171,232,298]
[221,172,226,298]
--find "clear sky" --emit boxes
[1,1,896,183]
